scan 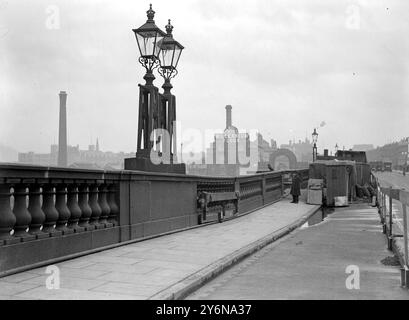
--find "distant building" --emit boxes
[270,139,277,150]
[280,138,313,163]
[188,105,261,176]
[187,105,309,175]
[205,105,250,176]
[335,150,367,163]
[58,91,68,166]
[18,140,133,170]
[253,134,279,172]
[257,133,274,163]
[366,137,409,169]
[210,105,250,166]
[316,149,336,161]
[0,145,18,162]
[17,90,134,170]
[352,144,374,152]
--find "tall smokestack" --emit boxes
[58,91,68,167]
[225,105,232,128]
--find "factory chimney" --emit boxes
[58,91,68,166]
[225,105,232,129]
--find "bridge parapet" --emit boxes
[0,164,120,244]
[0,163,308,276]
[373,173,409,288]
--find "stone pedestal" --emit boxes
[124,151,186,174]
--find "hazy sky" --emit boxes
[1,0,408,155]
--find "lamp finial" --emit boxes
[147,4,155,22]
[166,19,173,35]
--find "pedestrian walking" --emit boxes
[290,172,301,203]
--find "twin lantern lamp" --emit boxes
[132,4,184,93]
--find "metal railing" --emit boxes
[195,169,309,223]
[373,174,409,288]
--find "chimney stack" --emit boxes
[225,105,232,128]
[324,149,329,157]
[58,91,68,166]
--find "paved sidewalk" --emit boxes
[0,196,319,300]
[187,203,409,300]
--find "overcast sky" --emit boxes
[1,0,408,155]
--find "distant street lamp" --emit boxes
[402,138,409,176]
[312,128,318,162]
[402,150,408,176]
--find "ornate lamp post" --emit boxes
[157,19,184,163]
[312,128,318,162]
[133,4,165,86]
[132,4,166,155]
[125,5,186,174]
[158,20,184,94]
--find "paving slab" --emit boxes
[0,196,319,300]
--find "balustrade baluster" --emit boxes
[27,184,48,239]
[249,184,254,198]
[41,184,62,237]
[89,184,103,229]
[67,184,85,233]
[98,184,111,228]
[78,184,93,230]
[0,184,19,245]
[107,184,119,226]
[12,184,35,241]
[55,184,73,234]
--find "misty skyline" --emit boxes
[1,0,408,155]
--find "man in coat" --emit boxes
[290,172,301,203]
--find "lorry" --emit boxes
[369,161,392,172]
[383,161,392,172]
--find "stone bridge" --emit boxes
[0,164,309,276]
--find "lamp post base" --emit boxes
[124,151,186,174]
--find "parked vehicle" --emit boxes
[383,161,392,172]
[369,161,392,172]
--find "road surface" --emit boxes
[374,171,409,236]
[375,171,409,190]
[186,203,409,300]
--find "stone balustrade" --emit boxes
[0,165,119,246]
[0,163,308,276]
